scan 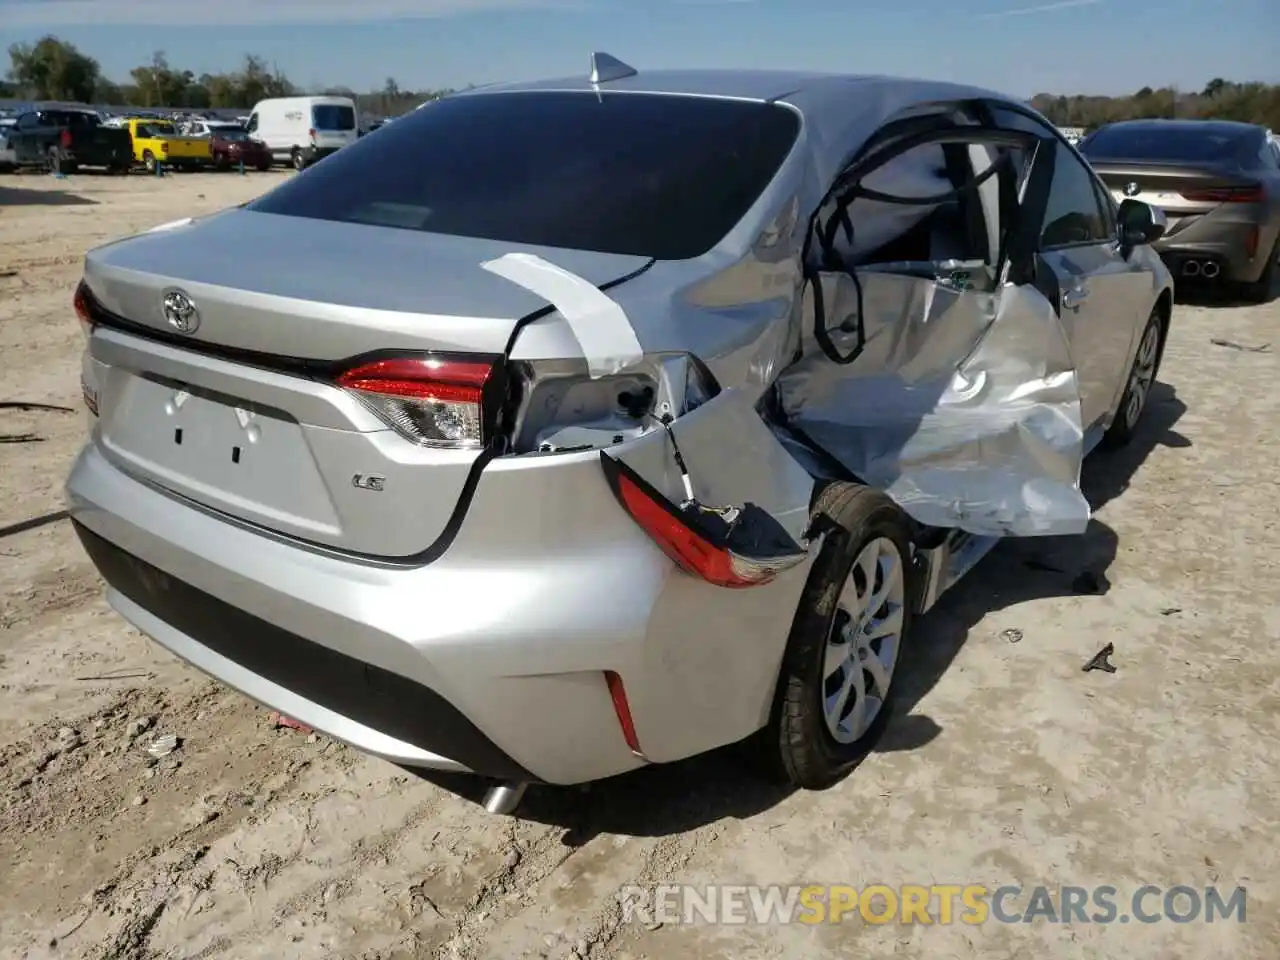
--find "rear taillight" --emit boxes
[160,141,169,153]
[335,355,498,449]
[1180,184,1263,203]
[599,453,780,589]
[309,128,316,142]
[73,281,95,338]
[59,129,73,148]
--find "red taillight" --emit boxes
[1180,185,1263,203]
[59,129,72,148]
[335,355,497,449]
[600,453,777,589]
[603,671,643,757]
[74,281,95,337]
[309,128,316,141]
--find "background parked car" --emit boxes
[245,95,358,170]
[5,106,131,174]
[1081,119,1280,301]
[209,127,272,171]
[0,116,16,170]
[123,116,213,172]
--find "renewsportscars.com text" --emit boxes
[618,884,1248,926]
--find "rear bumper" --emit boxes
[1154,217,1275,284]
[66,436,811,785]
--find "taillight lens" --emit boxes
[599,452,779,588]
[309,128,316,141]
[1180,185,1263,203]
[335,355,497,449]
[59,129,72,148]
[74,281,95,338]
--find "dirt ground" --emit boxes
[1,170,1278,960]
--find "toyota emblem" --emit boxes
[1123,182,1140,198]
[161,289,200,334]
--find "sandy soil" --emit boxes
[1,170,1278,960]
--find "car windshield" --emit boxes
[1081,125,1253,164]
[249,91,802,260]
[312,104,356,130]
[40,111,100,128]
[215,128,247,140]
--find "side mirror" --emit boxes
[1117,198,1167,247]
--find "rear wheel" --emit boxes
[760,483,914,789]
[291,148,307,171]
[143,150,157,173]
[1241,235,1279,304]
[1102,305,1162,449]
[256,161,271,172]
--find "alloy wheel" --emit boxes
[1124,321,1160,428]
[821,536,906,744]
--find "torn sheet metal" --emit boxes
[481,252,643,379]
[776,268,1089,537]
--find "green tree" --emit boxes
[7,35,101,101]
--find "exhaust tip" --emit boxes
[1182,260,1201,277]
[482,781,527,816]
[1201,261,1221,279]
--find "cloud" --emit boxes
[0,0,585,27]
[982,0,1103,18]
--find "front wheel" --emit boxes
[759,483,914,789]
[1102,306,1163,449]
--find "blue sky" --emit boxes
[1,0,1276,96]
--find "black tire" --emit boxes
[143,150,156,173]
[1101,305,1163,450]
[292,148,306,171]
[759,483,915,789]
[256,161,272,172]
[1240,234,1279,304]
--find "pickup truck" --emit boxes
[5,108,133,174]
[124,117,213,172]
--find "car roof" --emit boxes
[463,68,1012,111]
[1097,118,1262,137]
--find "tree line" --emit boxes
[2,35,455,117]
[6,34,1279,129]
[1028,79,1278,132]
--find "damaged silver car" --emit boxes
[66,54,1174,814]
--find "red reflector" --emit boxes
[1245,226,1260,259]
[1180,185,1263,203]
[603,671,643,757]
[601,453,775,589]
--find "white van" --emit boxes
[246,96,359,170]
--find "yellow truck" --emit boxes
[124,117,212,172]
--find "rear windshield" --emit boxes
[1081,125,1254,164]
[39,111,100,128]
[313,104,356,130]
[249,91,802,260]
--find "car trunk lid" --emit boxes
[82,210,651,558]
[1089,160,1262,228]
